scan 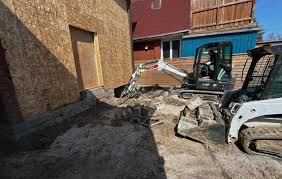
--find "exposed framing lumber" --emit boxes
[191,0,255,32]
[93,34,104,87]
[218,17,252,25]
[192,0,252,14]
[192,18,252,29]
[193,23,217,29]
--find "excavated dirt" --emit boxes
[0,90,281,179]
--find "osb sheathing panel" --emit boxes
[0,0,132,119]
[66,0,132,89]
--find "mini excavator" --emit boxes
[120,42,235,98]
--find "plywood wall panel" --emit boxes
[0,0,132,119]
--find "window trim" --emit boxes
[161,39,181,59]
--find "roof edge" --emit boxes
[257,40,282,44]
[183,27,260,39]
[133,29,189,41]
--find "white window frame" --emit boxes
[151,0,162,9]
[161,39,181,59]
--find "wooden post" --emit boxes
[251,0,256,24]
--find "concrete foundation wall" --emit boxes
[0,0,132,119]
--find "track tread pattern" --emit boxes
[239,126,282,158]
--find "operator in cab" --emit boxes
[206,50,216,79]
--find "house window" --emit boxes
[151,0,162,9]
[172,40,180,58]
[161,40,181,59]
[162,41,170,59]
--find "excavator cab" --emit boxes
[184,42,235,91]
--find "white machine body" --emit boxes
[227,97,282,143]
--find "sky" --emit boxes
[255,0,282,40]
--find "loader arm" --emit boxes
[227,98,282,143]
[120,59,188,98]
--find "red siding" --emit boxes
[131,0,191,39]
[134,40,161,61]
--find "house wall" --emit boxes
[181,31,257,57]
[131,0,191,39]
[133,40,161,61]
[0,0,132,120]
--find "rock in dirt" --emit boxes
[185,96,203,110]
[197,102,215,125]
[177,116,198,134]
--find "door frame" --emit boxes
[69,26,104,90]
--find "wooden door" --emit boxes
[70,27,98,90]
[0,40,23,124]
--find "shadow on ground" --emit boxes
[0,97,167,179]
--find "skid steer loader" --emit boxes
[177,44,282,158]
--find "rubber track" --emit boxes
[239,126,282,158]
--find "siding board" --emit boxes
[181,31,257,57]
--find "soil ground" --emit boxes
[0,90,281,179]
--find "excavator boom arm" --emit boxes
[121,59,188,98]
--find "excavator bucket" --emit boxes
[176,96,226,145]
[178,123,226,145]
